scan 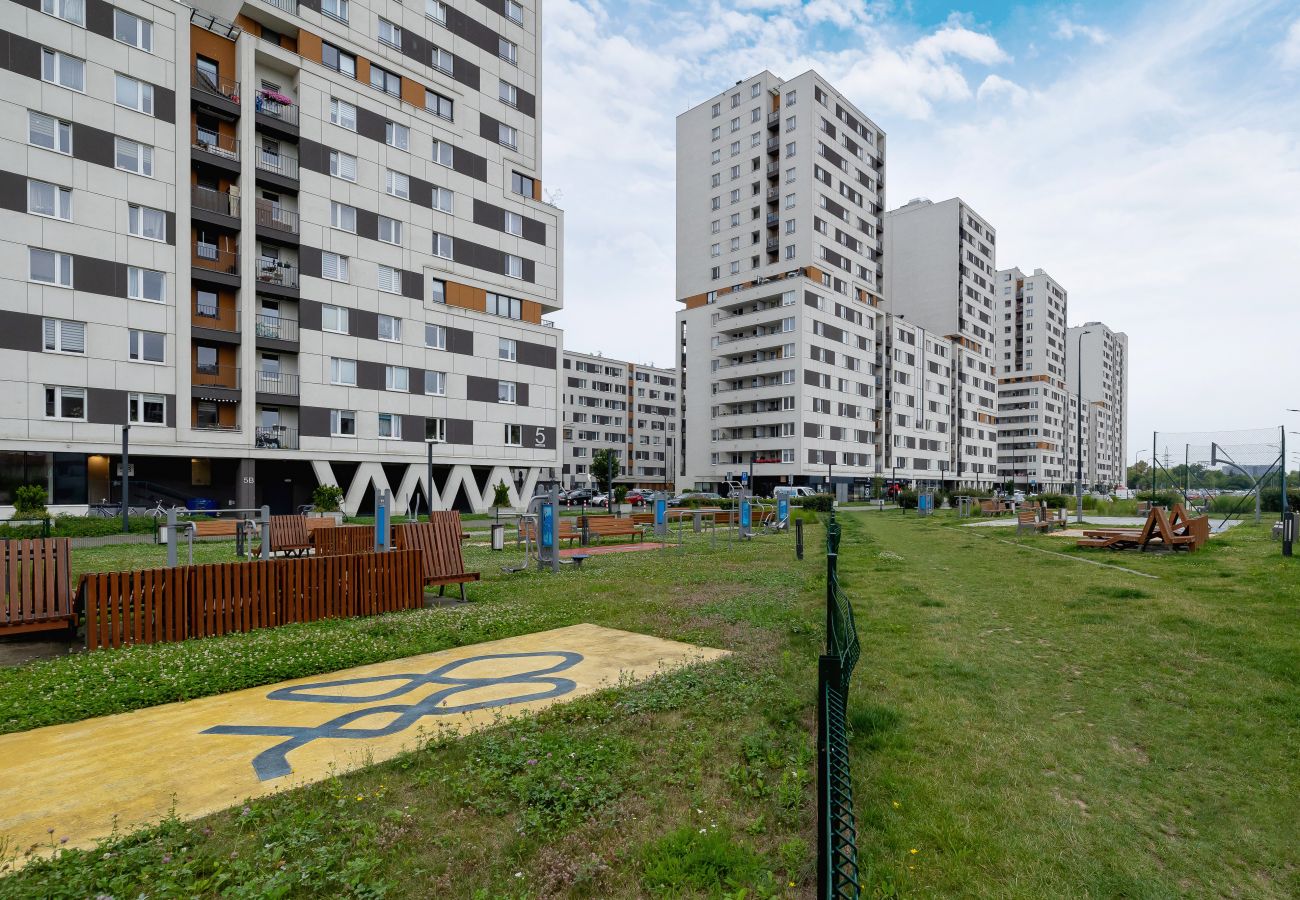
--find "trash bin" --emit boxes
[490,522,505,551]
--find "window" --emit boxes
[385,169,410,199]
[43,318,85,354]
[785,89,796,106]
[28,181,71,220]
[432,139,453,167]
[127,267,165,302]
[426,417,447,442]
[425,370,446,396]
[785,218,796,234]
[322,252,349,282]
[378,314,402,343]
[786,141,796,157]
[378,18,401,48]
[504,424,522,445]
[499,80,518,106]
[712,126,721,140]
[329,149,357,181]
[427,0,447,23]
[487,294,521,319]
[504,0,523,23]
[385,121,409,150]
[710,174,720,188]
[751,82,761,98]
[429,279,446,305]
[378,215,402,245]
[45,386,85,420]
[41,0,84,25]
[330,201,357,232]
[432,187,454,213]
[750,108,760,123]
[329,98,357,131]
[511,171,535,197]
[785,193,796,209]
[330,409,356,436]
[28,111,72,154]
[498,338,517,361]
[710,243,720,257]
[426,91,454,120]
[385,365,409,391]
[322,0,348,23]
[432,233,453,259]
[115,138,153,176]
[115,74,154,114]
[425,323,446,349]
[378,413,402,439]
[370,64,400,96]
[378,265,402,294]
[431,46,454,74]
[128,392,165,425]
[499,380,518,404]
[43,50,86,93]
[505,254,523,278]
[128,329,164,362]
[322,43,356,77]
[30,249,72,287]
[128,204,166,241]
[322,304,349,334]
[499,37,517,64]
[114,10,153,50]
[330,357,357,385]
[504,211,523,236]
[499,123,518,150]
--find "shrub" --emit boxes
[613,486,628,503]
[793,493,834,512]
[491,480,511,509]
[897,490,919,509]
[311,484,344,512]
[13,484,49,518]
[1136,491,1182,508]
[1031,493,1071,509]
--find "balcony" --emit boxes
[191,126,240,173]
[767,111,780,130]
[254,90,299,139]
[191,185,239,226]
[766,212,779,227]
[766,136,780,155]
[255,257,298,295]
[192,66,240,119]
[766,188,779,203]
[766,162,779,179]
[255,147,299,186]
[193,420,242,434]
[193,364,240,390]
[192,300,241,345]
[254,370,299,401]
[255,426,299,450]
[193,243,239,284]
[766,237,779,251]
[255,200,299,242]
[254,313,299,349]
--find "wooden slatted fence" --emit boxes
[312,524,380,556]
[1,538,75,636]
[81,549,422,650]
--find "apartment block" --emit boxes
[1065,321,1129,491]
[675,70,886,496]
[883,197,999,488]
[560,350,676,491]
[0,0,563,515]
[995,266,1071,490]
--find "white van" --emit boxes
[772,486,817,500]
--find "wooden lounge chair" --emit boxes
[394,513,480,601]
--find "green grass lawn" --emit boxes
[2,513,1297,897]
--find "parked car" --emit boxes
[624,490,652,507]
[772,486,817,500]
[670,491,723,507]
[563,488,595,506]
[589,493,611,507]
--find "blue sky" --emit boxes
[541,1,1300,456]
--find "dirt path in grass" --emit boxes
[0,624,726,864]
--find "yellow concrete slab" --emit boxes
[0,624,726,859]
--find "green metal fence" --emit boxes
[818,513,860,898]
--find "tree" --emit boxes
[591,449,621,497]
[491,479,511,509]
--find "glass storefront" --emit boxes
[0,452,88,505]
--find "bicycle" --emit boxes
[149,501,189,519]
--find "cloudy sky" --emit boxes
[540,0,1300,460]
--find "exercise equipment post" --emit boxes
[537,481,560,573]
[374,489,391,552]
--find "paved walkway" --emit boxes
[0,624,725,860]
[962,515,1242,533]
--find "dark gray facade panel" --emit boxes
[355,208,378,241]
[446,418,474,444]
[0,171,24,213]
[297,245,322,279]
[73,123,117,168]
[299,298,322,331]
[0,310,42,351]
[357,360,384,391]
[447,327,474,355]
[518,341,556,369]
[299,405,331,436]
[352,308,378,341]
[87,389,127,425]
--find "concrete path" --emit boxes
[961,516,1242,533]
[0,624,726,860]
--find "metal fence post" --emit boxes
[260,505,271,560]
[796,517,804,560]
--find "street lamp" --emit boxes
[1074,329,1094,523]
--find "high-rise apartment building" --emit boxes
[0,0,562,515]
[995,266,1071,490]
[1065,322,1128,491]
[883,197,999,488]
[675,70,886,495]
[560,350,676,491]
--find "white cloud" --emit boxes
[1054,18,1110,45]
[976,74,1029,106]
[1280,19,1300,68]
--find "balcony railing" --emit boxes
[193,66,240,104]
[194,420,242,433]
[193,364,241,389]
[192,126,240,161]
[256,257,298,289]
[255,147,299,180]
[194,300,240,331]
[255,426,299,450]
[192,185,239,218]
[767,111,780,129]
[255,200,298,233]
[194,244,239,275]
[255,371,299,395]
[254,314,299,342]
[766,162,779,177]
[255,93,299,125]
[258,0,296,12]
[766,137,780,153]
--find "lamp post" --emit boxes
[1074,329,1093,523]
[425,438,435,521]
[120,424,131,533]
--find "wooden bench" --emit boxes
[1016,508,1050,534]
[1,538,75,636]
[252,515,323,557]
[190,519,241,538]
[979,500,1013,516]
[576,515,645,544]
[518,518,582,546]
[313,525,379,556]
[394,513,480,601]
[1040,506,1068,530]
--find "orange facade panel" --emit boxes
[445,281,487,313]
[191,24,237,72]
[297,29,322,65]
[520,300,542,324]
